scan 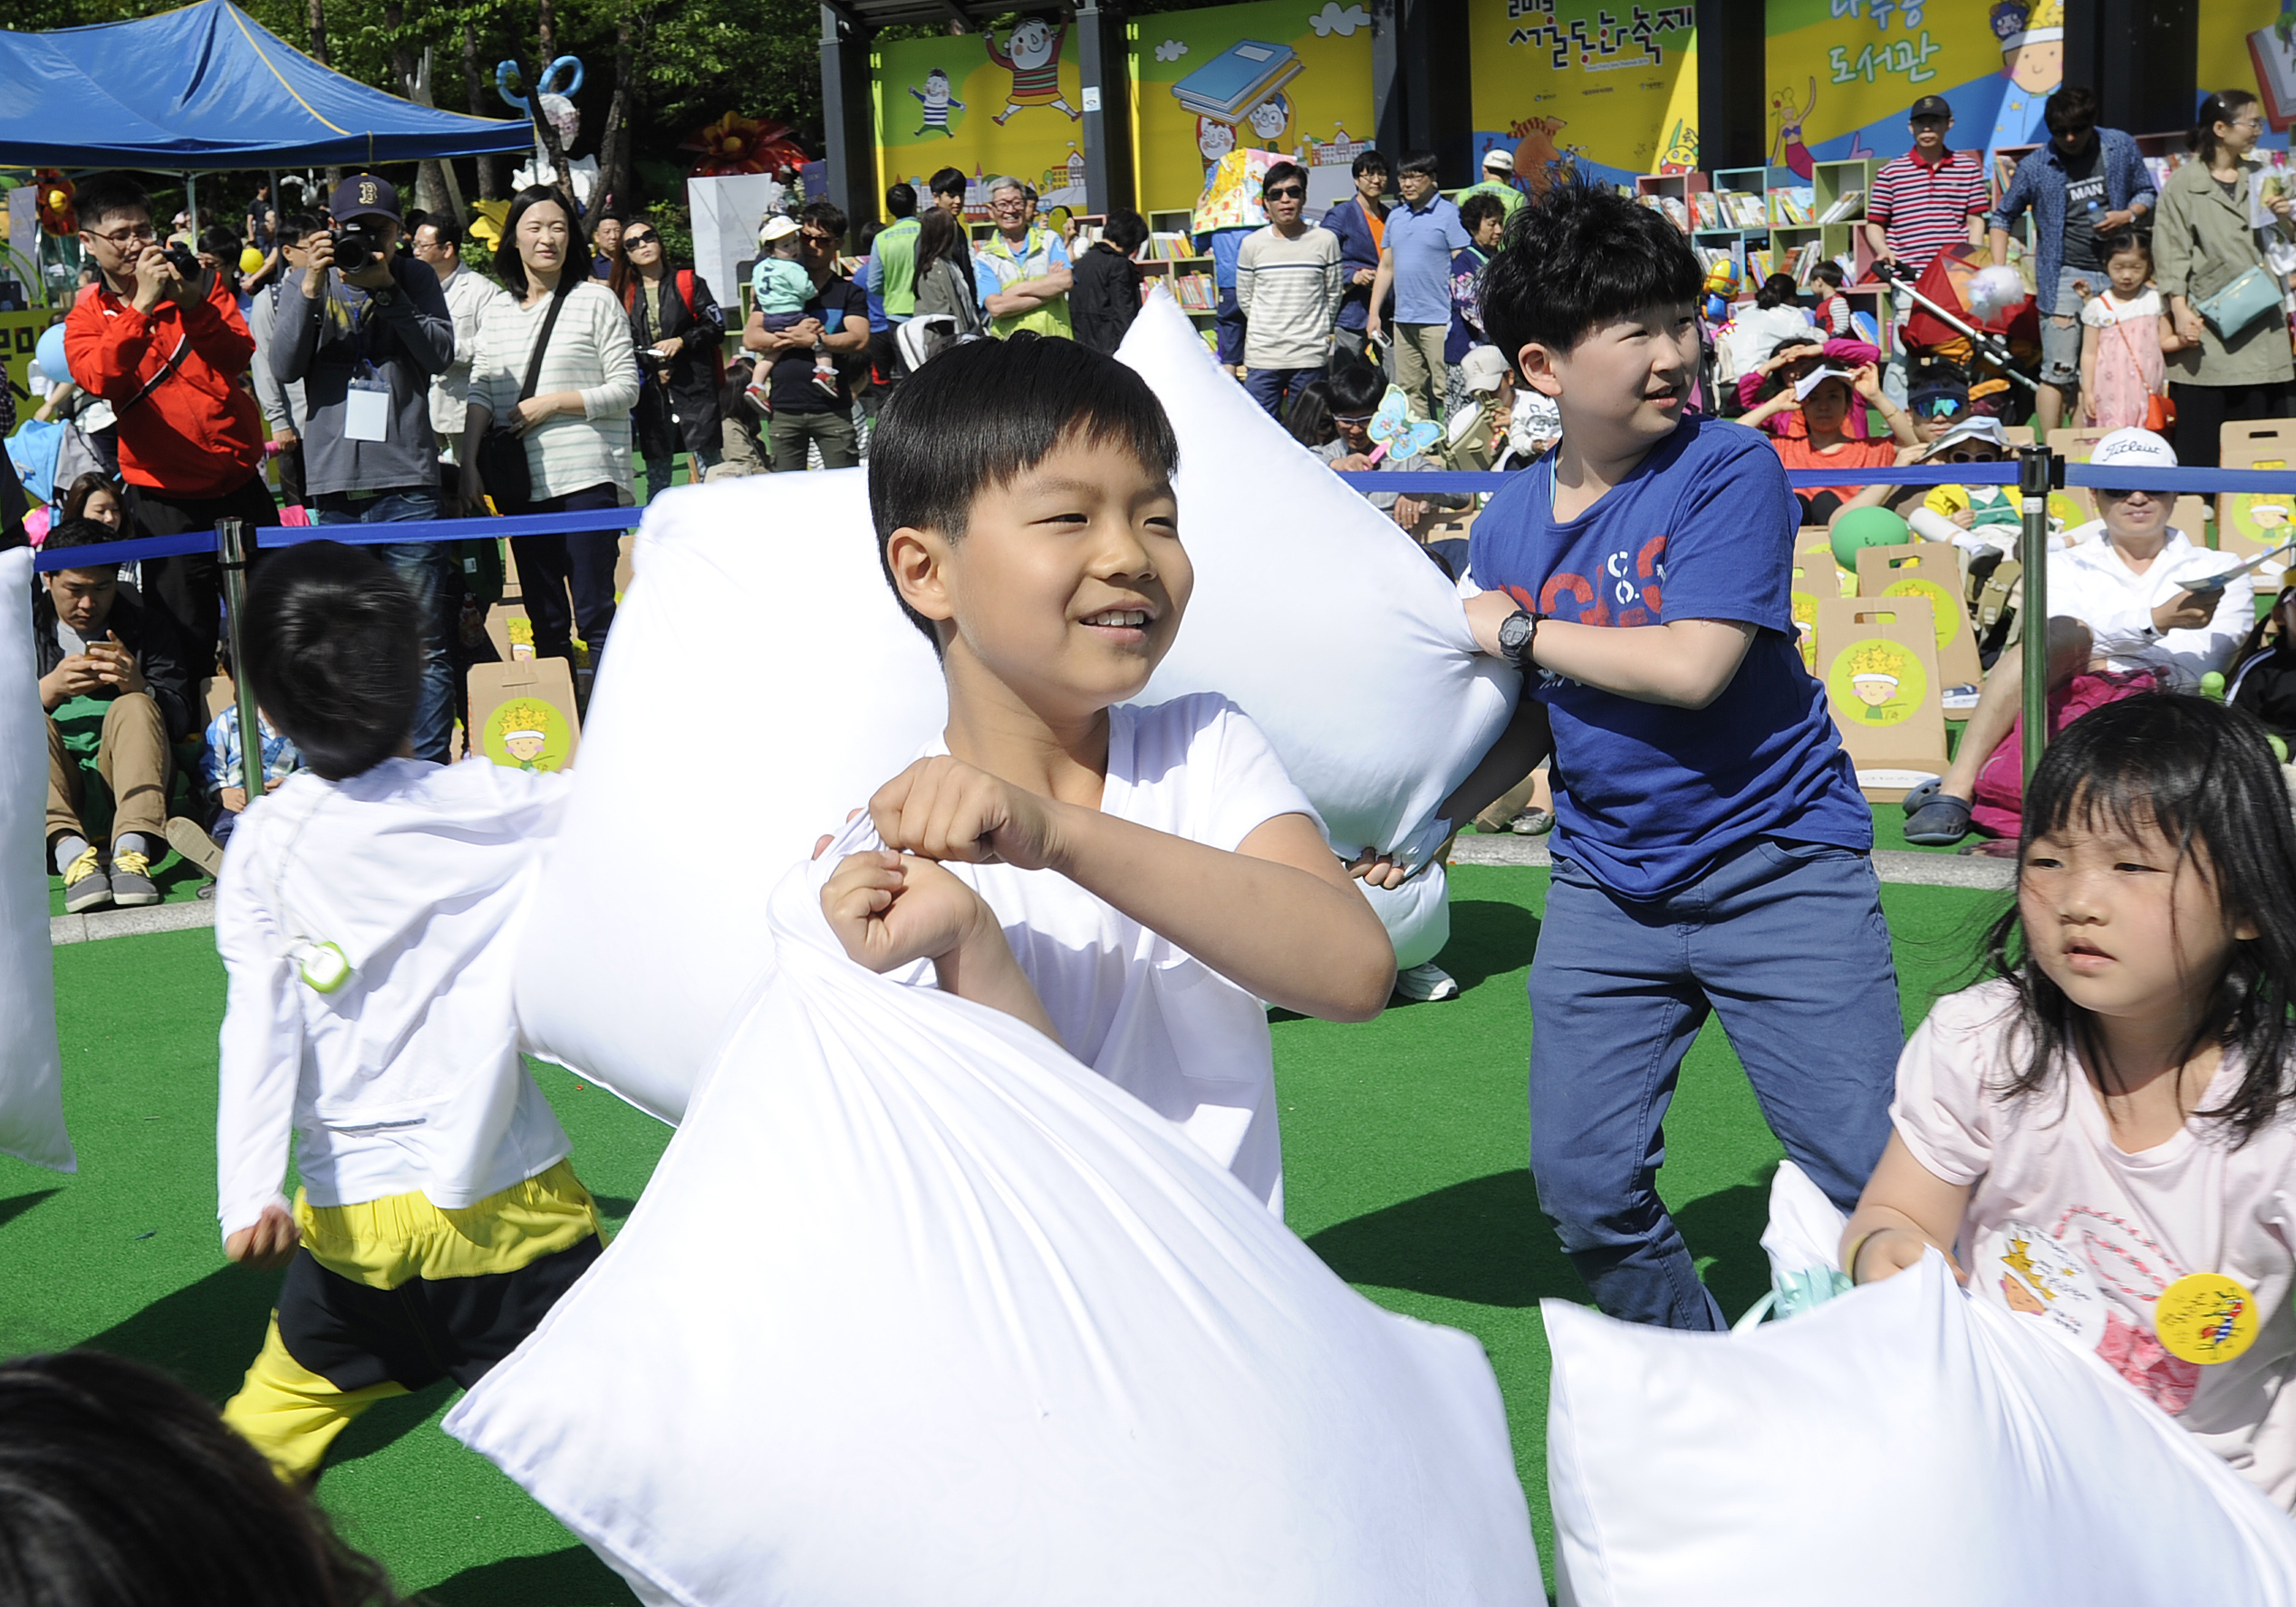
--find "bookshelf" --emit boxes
[1696,165,1790,285]
[1138,212,1219,335]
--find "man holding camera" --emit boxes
[64,173,275,675]
[270,175,458,763]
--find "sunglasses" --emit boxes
[1266,185,1306,200]
[622,230,659,246]
[1939,449,1998,462]
[1334,413,1375,426]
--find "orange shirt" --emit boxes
[1771,434,1896,504]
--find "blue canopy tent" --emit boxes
[0,0,534,169]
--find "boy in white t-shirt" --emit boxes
[815,333,1396,1210]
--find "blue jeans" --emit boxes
[1244,365,1318,419]
[1529,840,1903,1330]
[1215,285,1245,367]
[313,492,453,765]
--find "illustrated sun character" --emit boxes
[498,700,555,770]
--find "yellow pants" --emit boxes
[224,1159,603,1481]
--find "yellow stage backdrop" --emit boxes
[1,310,63,411]
[1129,0,1375,217]
[1766,0,2068,173]
[2201,0,2296,142]
[1465,0,1700,188]
[874,23,1089,221]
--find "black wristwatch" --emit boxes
[1496,607,1540,669]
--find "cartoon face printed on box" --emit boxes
[1245,92,1291,147]
[483,696,574,773]
[1197,115,1237,166]
[1828,638,1926,726]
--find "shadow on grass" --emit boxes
[0,1188,64,1233]
[81,1262,278,1402]
[1439,898,1542,994]
[1676,1179,1777,1325]
[328,1377,457,1468]
[1306,1169,1581,1308]
[416,1544,641,1607]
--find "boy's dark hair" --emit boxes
[281,211,323,245]
[2044,83,2099,135]
[243,542,420,781]
[1810,261,1846,289]
[1350,149,1389,181]
[1753,272,1802,310]
[1326,361,1386,417]
[1285,376,1336,447]
[1482,180,1703,357]
[418,210,463,251]
[39,518,121,572]
[928,167,968,201]
[886,182,919,218]
[1397,149,1440,180]
[1984,694,2296,1142]
[1458,191,1508,236]
[0,1350,406,1607]
[198,226,240,259]
[801,197,848,245]
[1101,208,1149,255]
[73,174,150,233]
[1260,161,1307,197]
[868,333,1179,647]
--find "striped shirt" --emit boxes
[469,280,639,500]
[1867,149,1991,277]
[1235,224,1344,369]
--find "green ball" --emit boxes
[1831,506,1911,573]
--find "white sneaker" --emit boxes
[1393,961,1460,1002]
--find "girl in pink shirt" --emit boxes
[1843,695,2296,1507]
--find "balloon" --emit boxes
[34,322,72,391]
[1830,505,1910,573]
[239,245,265,274]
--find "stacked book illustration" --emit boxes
[1172,39,1304,123]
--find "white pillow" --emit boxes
[452,862,1540,1604]
[1545,1253,2296,1607]
[0,547,74,1172]
[512,471,945,1122]
[1362,863,1451,972]
[516,294,1514,1121]
[1125,293,1519,861]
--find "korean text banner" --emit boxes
[1767,0,2069,175]
[875,24,1088,220]
[1465,0,1700,188]
[1130,0,1375,217]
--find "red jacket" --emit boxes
[64,274,264,498]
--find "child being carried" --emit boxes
[749,214,840,406]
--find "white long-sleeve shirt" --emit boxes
[215,758,573,1243]
[431,263,513,457]
[2047,524,2250,688]
[469,279,639,500]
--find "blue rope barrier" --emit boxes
[32,528,219,573]
[30,505,645,573]
[2060,463,2296,494]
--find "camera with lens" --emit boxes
[332,227,387,274]
[160,242,202,281]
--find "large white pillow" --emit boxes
[516,293,1514,1121]
[0,547,73,1172]
[1545,1253,2296,1606]
[452,861,1539,1604]
[511,469,945,1122]
[1125,293,1519,861]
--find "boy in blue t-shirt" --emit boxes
[1445,183,1901,1331]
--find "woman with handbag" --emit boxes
[2154,89,2295,468]
[461,187,639,669]
[609,223,725,498]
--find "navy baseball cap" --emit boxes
[328,174,401,225]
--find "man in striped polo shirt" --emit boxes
[1864,96,1992,281]
[1235,162,1344,419]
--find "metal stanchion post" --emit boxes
[217,518,265,804]
[2017,446,2054,790]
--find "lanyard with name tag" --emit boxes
[343,378,391,442]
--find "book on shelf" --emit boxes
[1689,190,1722,231]
[1171,272,1217,313]
[1787,240,1822,283]
[1818,188,1865,224]
[1638,194,1690,233]
[1723,190,1768,229]
[1140,231,1199,262]
[1769,187,1817,226]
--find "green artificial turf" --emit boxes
[2,867,2002,1603]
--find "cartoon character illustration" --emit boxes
[1833,640,1923,725]
[1770,79,1816,181]
[985,18,1080,126]
[1244,92,1292,149]
[1198,116,1238,168]
[1510,117,1573,198]
[2000,1269,2047,1314]
[1370,387,1444,450]
[909,68,966,138]
[1657,118,1699,177]
[496,700,556,772]
[1984,0,2064,166]
[1850,669,1900,718]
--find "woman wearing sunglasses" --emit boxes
[610,223,726,496]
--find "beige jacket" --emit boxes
[2153,157,2295,389]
